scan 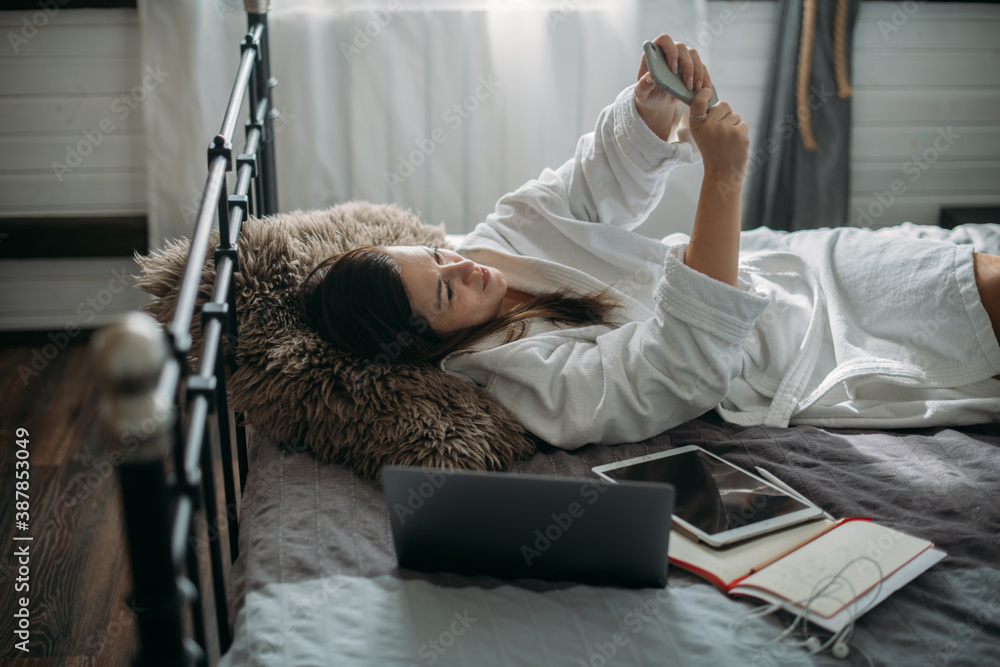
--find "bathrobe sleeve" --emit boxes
[445,245,771,448]
[473,84,700,253]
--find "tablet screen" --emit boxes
[600,450,812,537]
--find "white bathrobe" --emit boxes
[442,84,1000,449]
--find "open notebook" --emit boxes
[669,518,947,633]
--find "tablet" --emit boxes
[592,446,823,547]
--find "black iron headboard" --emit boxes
[90,2,278,664]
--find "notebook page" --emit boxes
[737,521,933,618]
[668,519,835,587]
[732,548,947,633]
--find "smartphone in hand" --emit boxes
[643,41,719,107]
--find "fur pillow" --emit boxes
[134,202,538,479]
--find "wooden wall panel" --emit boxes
[0,8,145,218]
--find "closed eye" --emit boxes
[432,247,454,304]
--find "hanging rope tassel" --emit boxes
[833,0,853,98]
[796,0,820,152]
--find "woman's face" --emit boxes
[385,246,508,334]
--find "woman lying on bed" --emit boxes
[301,33,1000,448]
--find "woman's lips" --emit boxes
[481,266,490,289]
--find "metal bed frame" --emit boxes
[91,2,278,664]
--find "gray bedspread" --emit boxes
[226,416,1000,666]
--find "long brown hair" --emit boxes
[299,246,620,368]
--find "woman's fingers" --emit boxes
[676,44,695,90]
[651,33,679,74]
[635,71,660,104]
[709,101,731,121]
[644,34,712,93]
[688,87,714,125]
[636,53,665,107]
[711,100,731,119]
[688,47,705,91]
[637,49,650,81]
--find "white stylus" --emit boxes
[754,466,836,522]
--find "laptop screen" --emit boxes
[382,467,675,587]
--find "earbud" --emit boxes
[805,636,823,653]
[832,640,850,659]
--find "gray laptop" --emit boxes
[382,466,675,588]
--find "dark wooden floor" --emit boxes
[0,341,138,666]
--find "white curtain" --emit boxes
[138,0,706,249]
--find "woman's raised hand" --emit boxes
[635,35,712,141]
[688,87,750,181]
[635,34,711,142]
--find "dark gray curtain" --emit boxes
[743,0,861,231]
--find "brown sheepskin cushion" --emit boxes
[133,201,538,479]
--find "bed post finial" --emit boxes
[92,311,173,461]
[244,0,270,14]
